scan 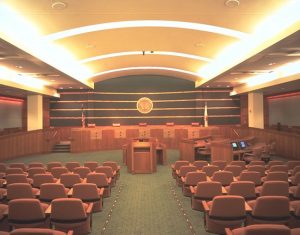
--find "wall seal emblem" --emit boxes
[137,97,153,114]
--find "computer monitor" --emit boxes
[231,142,239,150]
[239,141,247,149]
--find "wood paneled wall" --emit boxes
[234,127,300,160]
[0,129,57,161]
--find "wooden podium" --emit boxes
[127,140,156,174]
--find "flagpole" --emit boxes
[204,102,208,127]
[81,104,86,128]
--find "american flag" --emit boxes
[204,102,208,127]
[81,104,86,128]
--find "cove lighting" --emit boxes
[88,67,201,79]
[197,0,300,81]
[44,20,248,41]
[0,3,93,85]
[79,51,212,64]
[0,66,48,89]
[246,59,300,87]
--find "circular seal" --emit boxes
[137,97,153,114]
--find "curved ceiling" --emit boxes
[0,0,300,97]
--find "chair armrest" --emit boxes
[35,191,40,197]
[56,179,61,184]
[176,170,180,175]
[190,186,195,194]
[82,178,87,183]
[222,187,227,194]
[202,200,210,213]
[86,203,93,214]
[113,171,117,176]
[67,188,73,196]
[233,177,237,182]
[108,178,112,184]
[45,204,52,215]
[67,231,74,235]
[181,177,185,183]
[245,202,252,213]
[225,228,234,235]
[99,187,104,196]
[206,176,212,182]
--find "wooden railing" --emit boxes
[0,128,58,161]
[234,127,300,160]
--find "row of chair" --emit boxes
[0,197,93,234]
[0,228,73,235]
[225,224,300,235]
[201,195,300,234]
[0,161,121,180]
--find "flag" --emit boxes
[81,104,86,128]
[204,102,208,127]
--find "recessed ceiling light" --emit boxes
[268,62,276,66]
[79,87,83,89]
[50,79,56,82]
[194,43,204,47]
[226,85,230,87]
[206,85,210,88]
[69,86,73,89]
[59,87,64,89]
[225,0,240,8]
[15,65,23,69]
[51,1,67,10]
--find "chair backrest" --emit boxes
[211,171,234,186]
[195,181,222,199]
[193,160,209,170]
[211,160,227,170]
[65,162,81,172]
[209,195,245,219]
[50,198,87,222]
[95,166,114,178]
[59,173,81,188]
[83,161,99,171]
[72,183,100,201]
[266,160,284,169]
[177,165,197,177]
[252,196,290,219]
[28,162,45,169]
[224,165,243,177]
[8,198,45,223]
[260,181,289,197]
[50,167,69,179]
[202,165,220,177]
[6,174,28,185]
[227,181,256,200]
[103,161,119,172]
[9,163,27,172]
[291,172,300,185]
[230,161,246,169]
[27,167,47,179]
[46,162,63,171]
[243,224,291,235]
[287,161,300,171]
[86,173,108,187]
[269,165,289,173]
[39,183,68,202]
[238,171,262,186]
[7,183,35,200]
[5,168,25,175]
[10,228,69,235]
[73,166,91,179]
[0,163,7,173]
[248,160,265,167]
[185,172,207,186]
[291,185,300,199]
[247,165,265,177]
[32,173,55,188]
[173,161,189,171]
[264,171,288,182]
[291,166,300,176]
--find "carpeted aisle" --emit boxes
[4,150,213,235]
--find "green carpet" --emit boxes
[4,150,213,235]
